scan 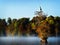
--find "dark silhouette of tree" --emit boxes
[17,18,30,36]
[0,19,7,36]
[7,17,12,25]
[46,15,55,36]
[54,16,60,36]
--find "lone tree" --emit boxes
[36,20,50,43]
[35,7,50,43]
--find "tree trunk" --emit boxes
[41,37,48,43]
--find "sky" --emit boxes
[0,0,60,20]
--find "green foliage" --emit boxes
[31,23,35,29]
[48,20,54,24]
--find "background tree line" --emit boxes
[0,15,60,37]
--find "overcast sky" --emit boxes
[0,0,60,19]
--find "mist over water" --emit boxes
[0,36,40,45]
[0,36,60,45]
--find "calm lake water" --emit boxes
[0,36,60,45]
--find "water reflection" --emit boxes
[0,37,60,45]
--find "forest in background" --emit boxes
[0,8,60,37]
[0,15,60,37]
